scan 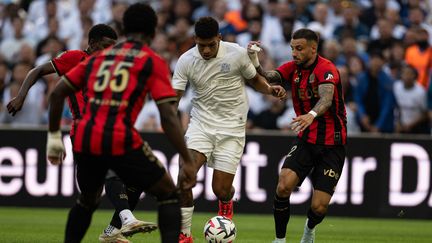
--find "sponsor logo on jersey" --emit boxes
[324,71,334,80]
[221,63,231,73]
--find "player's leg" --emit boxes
[178,149,206,242]
[211,134,245,219]
[65,153,107,243]
[100,171,156,242]
[272,139,313,243]
[178,121,213,242]
[111,144,181,243]
[300,144,346,243]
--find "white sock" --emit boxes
[275,237,286,243]
[180,206,194,236]
[119,209,136,225]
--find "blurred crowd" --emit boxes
[0,0,432,135]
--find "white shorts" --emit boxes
[184,121,245,175]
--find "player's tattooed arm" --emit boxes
[311,83,334,116]
[256,66,283,84]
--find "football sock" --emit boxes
[64,203,95,243]
[119,209,136,225]
[307,208,325,229]
[158,192,181,243]
[180,206,195,236]
[273,195,290,239]
[109,187,142,229]
[105,177,131,228]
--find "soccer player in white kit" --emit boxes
[172,16,287,243]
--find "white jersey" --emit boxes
[172,41,257,136]
[393,81,427,125]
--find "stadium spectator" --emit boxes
[333,1,369,42]
[249,29,347,243]
[306,2,335,40]
[367,18,400,60]
[354,51,395,133]
[394,65,429,134]
[45,3,196,243]
[359,0,388,31]
[0,15,35,64]
[249,94,287,130]
[405,28,432,89]
[173,16,286,243]
[369,7,406,40]
[406,7,432,44]
[338,65,360,134]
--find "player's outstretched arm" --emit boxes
[47,79,75,165]
[246,41,283,84]
[157,101,196,190]
[246,74,287,100]
[7,62,55,116]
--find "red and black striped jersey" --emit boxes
[277,55,347,145]
[51,50,89,136]
[63,40,177,155]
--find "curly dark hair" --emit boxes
[123,3,157,37]
[195,16,219,39]
[88,24,118,43]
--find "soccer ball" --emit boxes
[203,216,236,243]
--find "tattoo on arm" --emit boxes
[312,83,334,116]
[258,68,282,84]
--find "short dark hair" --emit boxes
[123,3,157,37]
[195,16,219,39]
[292,28,319,43]
[88,24,118,43]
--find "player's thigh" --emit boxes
[281,139,314,187]
[184,121,215,165]
[74,153,107,204]
[311,145,346,196]
[211,135,244,175]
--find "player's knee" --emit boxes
[276,181,294,197]
[77,193,101,212]
[311,203,328,216]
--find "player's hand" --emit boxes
[7,96,24,116]
[290,113,315,133]
[247,41,261,68]
[178,162,197,190]
[269,85,287,100]
[46,131,65,165]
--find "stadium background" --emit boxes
[0,0,431,241]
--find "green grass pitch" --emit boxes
[0,207,431,242]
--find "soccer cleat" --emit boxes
[179,232,193,243]
[99,225,130,243]
[218,200,234,219]
[300,219,315,243]
[120,219,158,237]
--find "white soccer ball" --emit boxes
[203,216,236,243]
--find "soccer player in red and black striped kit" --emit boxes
[7,24,154,243]
[46,3,196,243]
[248,29,347,243]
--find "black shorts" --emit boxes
[282,138,346,195]
[73,142,166,196]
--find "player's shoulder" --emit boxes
[316,56,337,70]
[54,49,87,62]
[223,41,247,55]
[177,47,196,64]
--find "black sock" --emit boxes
[273,195,290,239]
[105,177,130,229]
[158,192,181,243]
[64,203,95,243]
[307,208,325,229]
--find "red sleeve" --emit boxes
[51,50,87,76]
[62,58,89,91]
[147,56,177,104]
[276,61,295,82]
[315,60,339,85]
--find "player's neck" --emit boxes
[302,55,318,69]
[126,33,151,45]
